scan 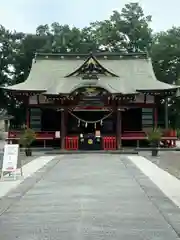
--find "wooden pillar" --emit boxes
[26,96,30,128]
[116,107,122,149]
[164,97,168,129]
[64,109,68,136]
[61,108,65,149]
[154,97,158,128]
[154,107,158,128]
[26,108,30,128]
[26,101,31,128]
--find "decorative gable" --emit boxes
[66,55,118,78]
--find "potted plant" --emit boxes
[19,128,36,156]
[147,128,162,156]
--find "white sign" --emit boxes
[95,130,101,137]
[55,131,60,138]
[2,144,19,172]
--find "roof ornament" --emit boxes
[65,53,119,77]
[87,57,96,66]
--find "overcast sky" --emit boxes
[0,0,179,33]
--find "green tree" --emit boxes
[151,27,180,128]
[0,26,18,109]
[116,2,152,52]
[90,2,152,52]
[151,28,180,84]
[1,2,180,128]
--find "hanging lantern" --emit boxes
[85,122,88,128]
[100,120,103,126]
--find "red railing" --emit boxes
[7,130,178,148]
[121,130,177,147]
[122,131,146,140]
[65,136,78,150]
[121,130,177,139]
[103,137,116,150]
[8,131,55,140]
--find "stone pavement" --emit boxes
[0,154,180,239]
[0,155,56,198]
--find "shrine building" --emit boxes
[4,52,179,150]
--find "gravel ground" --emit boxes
[140,151,180,179]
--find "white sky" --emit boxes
[0,0,179,33]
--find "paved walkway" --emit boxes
[0,154,180,239]
[0,155,56,197]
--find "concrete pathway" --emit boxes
[129,155,180,208]
[0,154,180,239]
[0,155,56,198]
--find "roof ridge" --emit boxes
[36,52,148,57]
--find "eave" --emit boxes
[137,87,178,96]
[7,89,45,96]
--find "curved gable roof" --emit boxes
[4,52,179,95]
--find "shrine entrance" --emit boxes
[67,109,116,150]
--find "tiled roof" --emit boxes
[4,53,179,95]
